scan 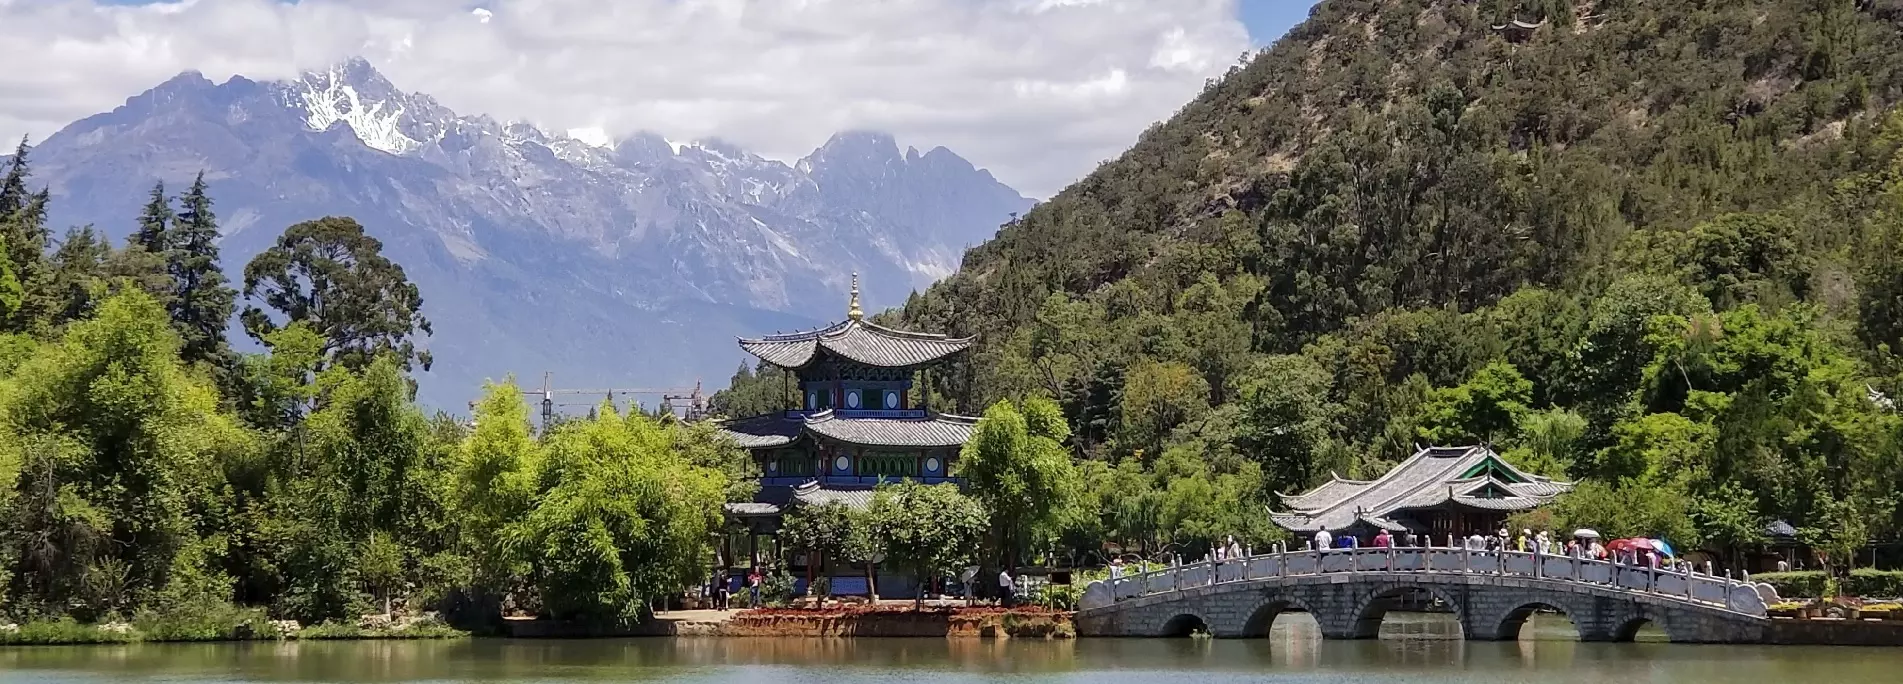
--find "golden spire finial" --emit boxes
[848,272,863,321]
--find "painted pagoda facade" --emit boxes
[716,275,977,596]
[1270,445,1574,542]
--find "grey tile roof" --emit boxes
[803,410,979,448]
[792,481,877,510]
[738,319,973,369]
[1764,519,1798,539]
[716,413,804,449]
[724,502,782,516]
[717,411,980,449]
[1272,446,1573,534]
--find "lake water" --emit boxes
[1,615,1896,683]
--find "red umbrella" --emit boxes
[1605,538,1651,553]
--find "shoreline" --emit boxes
[8,611,1903,647]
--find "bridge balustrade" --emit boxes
[1092,545,1760,616]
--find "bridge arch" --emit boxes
[1613,616,1658,642]
[1157,612,1210,637]
[1491,600,1588,642]
[1347,583,1465,640]
[1239,596,1316,638]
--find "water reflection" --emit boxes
[0,615,1898,683]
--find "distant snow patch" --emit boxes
[471,8,493,23]
[567,126,614,148]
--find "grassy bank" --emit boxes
[0,612,467,646]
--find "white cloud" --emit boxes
[0,0,1250,197]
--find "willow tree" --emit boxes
[959,397,1079,574]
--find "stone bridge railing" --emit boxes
[1080,545,1774,617]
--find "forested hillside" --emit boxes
[891,0,1903,557]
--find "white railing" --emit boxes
[1089,543,1769,617]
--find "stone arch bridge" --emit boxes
[1076,547,1775,643]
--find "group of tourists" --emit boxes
[1305,527,1683,569]
[704,567,765,610]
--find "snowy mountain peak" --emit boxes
[26,59,1033,409]
[290,59,424,155]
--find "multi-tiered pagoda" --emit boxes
[716,275,977,593]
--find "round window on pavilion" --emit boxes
[925,456,941,474]
[834,455,851,472]
[884,390,900,409]
[846,390,862,409]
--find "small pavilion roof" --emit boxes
[1271,445,1573,534]
[717,412,806,449]
[739,319,973,370]
[722,482,883,518]
[716,410,980,450]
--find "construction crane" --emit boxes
[519,372,707,430]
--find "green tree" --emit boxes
[241,216,433,373]
[44,227,108,327]
[132,181,172,255]
[1116,360,1209,453]
[0,136,51,331]
[867,481,987,610]
[0,289,251,615]
[959,398,1079,572]
[512,405,729,623]
[167,173,237,369]
[1417,360,1534,446]
[450,379,541,604]
[708,360,794,418]
[780,501,870,603]
[237,322,324,431]
[1233,354,1334,494]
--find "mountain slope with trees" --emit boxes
[887,0,1903,564]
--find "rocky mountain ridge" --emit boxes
[20,57,1032,410]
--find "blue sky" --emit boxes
[1239,0,1319,46]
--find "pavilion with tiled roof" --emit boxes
[713,274,978,597]
[1270,445,1573,541]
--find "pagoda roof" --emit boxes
[721,482,883,517]
[738,319,973,369]
[717,412,806,449]
[716,409,980,449]
[1271,446,1573,534]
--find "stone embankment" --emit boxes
[502,607,1074,639]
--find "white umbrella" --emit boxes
[1573,529,1601,539]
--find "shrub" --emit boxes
[0,619,136,645]
[1032,583,1082,610]
[1755,570,1903,599]
[761,570,796,607]
[1848,570,1903,598]
[1755,571,1827,599]
[133,604,281,642]
[294,618,465,640]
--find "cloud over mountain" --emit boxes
[0,0,1252,198]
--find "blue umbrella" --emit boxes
[1650,538,1676,557]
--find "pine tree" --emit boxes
[168,172,236,367]
[0,136,52,331]
[133,181,173,255]
[46,226,109,326]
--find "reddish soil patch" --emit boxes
[725,605,1072,638]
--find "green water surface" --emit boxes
[0,614,1892,683]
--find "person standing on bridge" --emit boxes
[1314,528,1333,551]
[1373,529,1392,548]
